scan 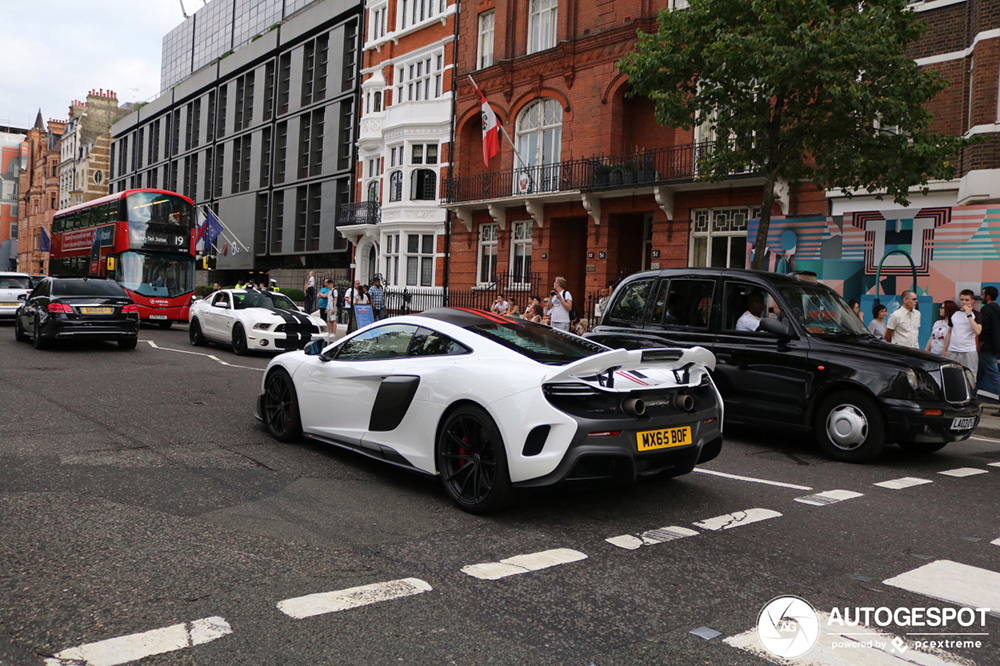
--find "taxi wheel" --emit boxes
[189,319,206,346]
[118,338,137,351]
[814,391,885,463]
[897,441,948,454]
[261,369,302,442]
[436,406,513,513]
[32,317,48,350]
[232,323,248,355]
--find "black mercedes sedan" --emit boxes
[587,268,981,463]
[14,277,140,350]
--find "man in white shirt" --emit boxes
[736,291,765,332]
[944,289,982,374]
[885,290,921,348]
[549,277,573,331]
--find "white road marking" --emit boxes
[693,508,782,531]
[277,578,432,619]
[45,616,232,666]
[989,462,1000,468]
[795,489,865,506]
[937,467,988,478]
[726,612,970,665]
[606,526,698,550]
[142,340,264,371]
[991,538,1000,546]
[461,548,587,580]
[874,477,933,490]
[693,468,813,490]
[970,434,1000,444]
[884,560,1000,618]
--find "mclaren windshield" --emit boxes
[776,283,870,337]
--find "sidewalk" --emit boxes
[976,407,1000,439]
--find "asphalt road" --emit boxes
[1,324,998,666]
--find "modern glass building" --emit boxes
[112,0,363,273]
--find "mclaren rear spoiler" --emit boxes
[542,346,715,384]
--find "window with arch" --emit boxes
[515,98,562,192]
[367,180,379,202]
[411,169,437,200]
[389,170,403,201]
[527,0,558,54]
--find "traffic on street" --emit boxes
[2,322,998,665]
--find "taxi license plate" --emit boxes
[149,314,168,320]
[81,307,113,315]
[951,417,976,430]
[636,426,692,451]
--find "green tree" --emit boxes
[618,0,971,270]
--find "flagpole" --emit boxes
[199,205,250,252]
[468,75,531,171]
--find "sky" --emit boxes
[0,0,189,130]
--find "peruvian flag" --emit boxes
[470,77,501,166]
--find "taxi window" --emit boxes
[607,279,654,324]
[654,279,716,328]
[723,282,781,333]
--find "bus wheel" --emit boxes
[157,321,173,330]
[189,319,206,346]
[119,338,138,350]
[232,323,248,355]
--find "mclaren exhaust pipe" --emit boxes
[674,393,695,412]
[622,397,646,417]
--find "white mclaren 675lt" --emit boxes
[256,307,724,512]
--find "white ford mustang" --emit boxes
[256,307,724,512]
[189,289,328,355]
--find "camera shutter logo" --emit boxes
[757,596,820,658]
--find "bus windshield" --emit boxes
[117,251,196,298]
[125,192,194,253]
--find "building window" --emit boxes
[235,72,254,132]
[204,147,213,199]
[206,92,216,143]
[528,0,557,54]
[255,193,269,256]
[369,3,388,41]
[186,99,201,150]
[367,180,379,202]
[689,207,759,269]
[275,121,288,184]
[510,221,532,283]
[302,33,329,106]
[478,10,495,69]
[299,109,325,179]
[170,108,181,156]
[232,134,252,193]
[214,144,225,198]
[260,127,272,188]
[338,99,353,171]
[263,61,276,122]
[270,190,284,253]
[217,85,228,139]
[477,222,498,284]
[395,52,444,103]
[399,0,446,30]
[515,98,562,191]
[388,170,403,201]
[411,169,436,200]
[406,233,434,286]
[411,143,438,164]
[669,0,689,8]
[277,53,291,115]
[342,20,357,93]
[384,233,400,285]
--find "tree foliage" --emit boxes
[618,0,972,269]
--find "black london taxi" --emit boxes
[586,268,981,462]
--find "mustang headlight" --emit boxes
[253,322,272,331]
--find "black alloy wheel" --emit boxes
[189,319,206,346]
[32,316,48,350]
[14,317,27,342]
[436,406,512,513]
[261,369,302,442]
[897,440,948,454]
[814,390,886,463]
[232,323,248,355]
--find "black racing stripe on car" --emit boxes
[369,376,421,432]
[266,308,315,349]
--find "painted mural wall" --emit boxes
[747,205,1000,348]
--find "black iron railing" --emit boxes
[445,142,759,204]
[383,271,542,315]
[338,201,381,226]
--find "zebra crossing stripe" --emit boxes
[44,616,232,666]
[874,477,933,490]
[938,468,988,478]
[693,508,782,531]
[461,548,587,580]
[883,560,1000,618]
[606,526,698,550]
[795,489,864,506]
[277,578,432,619]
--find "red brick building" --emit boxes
[18,112,65,274]
[442,0,998,315]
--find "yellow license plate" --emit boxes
[81,307,113,315]
[1,302,18,307]
[636,426,692,451]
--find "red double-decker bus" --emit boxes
[50,189,197,327]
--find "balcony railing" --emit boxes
[338,201,381,226]
[444,141,759,204]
